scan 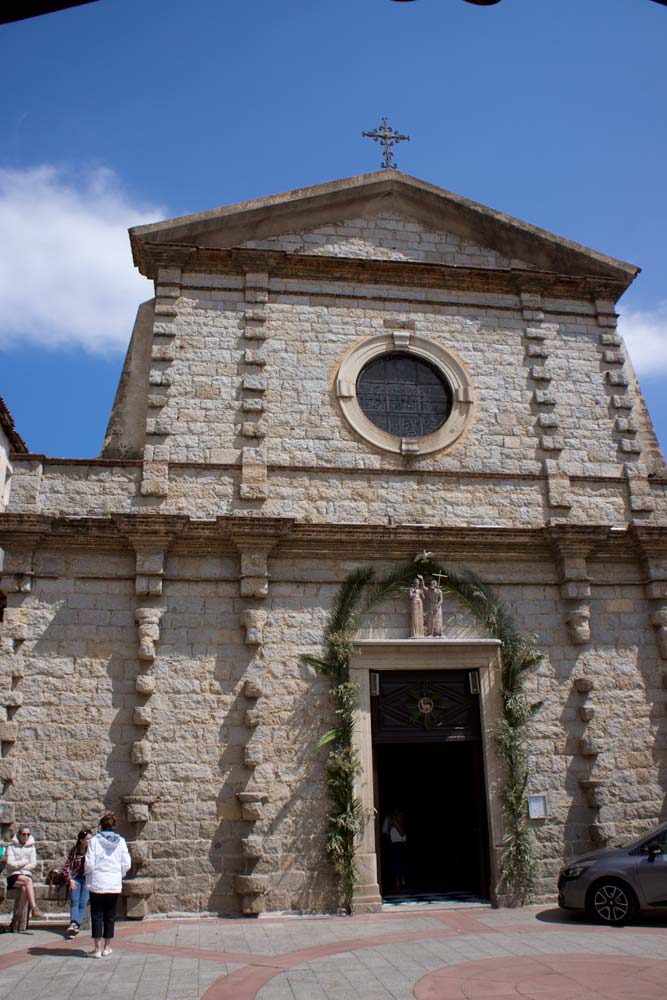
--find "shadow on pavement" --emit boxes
[535,907,667,929]
[27,946,90,958]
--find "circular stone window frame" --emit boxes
[335,332,475,456]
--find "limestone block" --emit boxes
[240,577,269,598]
[244,350,267,366]
[533,390,556,405]
[537,413,558,428]
[241,894,266,914]
[239,484,269,501]
[125,801,150,823]
[243,324,268,340]
[561,581,590,600]
[129,841,149,866]
[540,436,563,451]
[243,676,264,699]
[600,333,621,346]
[244,708,262,728]
[131,741,152,765]
[526,344,548,358]
[241,421,266,439]
[0,691,23,708]
[579,780,606,808]
[590,823,615,846]
[241,836,264,860]
[133,706,152,726]
[530,367,551,381]
[245,308,267,323]
[603,351,624,365]
[578,706,595,722]
[242,398,265,413]
[240,611,267,646]
[574,677,595,693]
[151,344,176,362]
[0,722,19,742]
[565,606,590,644]
[122,877,155,897]
[0,759,17,782]
[243,744,264,768]
[0,802,15,823]
[135,608,163,661]
[140,460,169,498]
[579,737,603,757]
[611,394,632,409]
[125,897,149,919]
[242,375,267,393]
[234,874,271,895]
[136,674,156,696]
[241,801,265,821]
[606,371,629,387]
[619,439,642,454]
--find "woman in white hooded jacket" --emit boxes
[5,824,44,928]
[85,813,131,958]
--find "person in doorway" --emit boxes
[63,829,92,938]
[5,825,45,928]
[382,809,408,891]
[85,813,131,958]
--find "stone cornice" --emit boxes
[0,514,656,562]
[132,244,628,304]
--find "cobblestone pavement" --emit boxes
[1,904,666,1000]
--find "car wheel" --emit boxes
[587,879,637,926]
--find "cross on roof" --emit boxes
[362,116,410,170]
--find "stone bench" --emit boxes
[3,884,69,932]
[2,877,155,928]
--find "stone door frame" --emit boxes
[350,638,504,913]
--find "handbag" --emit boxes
[46,869,69,896]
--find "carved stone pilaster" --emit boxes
[548,527,607,645]
[632,526,667,663]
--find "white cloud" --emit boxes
[618,303,667,379]
[0,165,164,355]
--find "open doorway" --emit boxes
[371,669,490,902]
[375,741,489,899]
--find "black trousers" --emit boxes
[89,891,118,940]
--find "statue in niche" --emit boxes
[409,576,425,638]
[425,578,444,637]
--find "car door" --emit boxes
[636,829,667,906]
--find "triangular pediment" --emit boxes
[130,171,638,287]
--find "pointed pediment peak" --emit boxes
[130,171,638,290]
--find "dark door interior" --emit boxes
[372,669,489,900]
[376,741,487,897]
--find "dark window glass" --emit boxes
[356,353,453,438]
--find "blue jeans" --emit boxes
[69,877,89,926]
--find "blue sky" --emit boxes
[1,0,666,457]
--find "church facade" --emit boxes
[1,171,666,917]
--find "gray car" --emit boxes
[558,821,667,925]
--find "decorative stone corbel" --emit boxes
[240,610,267,646]
[135,608,163,662]
[121,877,156,919]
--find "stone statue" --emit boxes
[425,579,444,637]
[409,576,425,638]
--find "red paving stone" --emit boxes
[413,955,667,999]
[2,909,667,1000]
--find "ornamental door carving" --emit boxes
[370,669,481,744]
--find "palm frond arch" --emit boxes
[302,556,542,912]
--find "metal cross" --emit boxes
[362,116,410,170]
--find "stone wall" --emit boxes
[1,537,666,914]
